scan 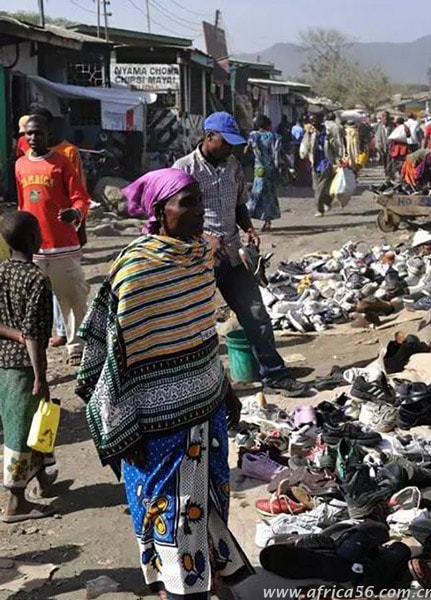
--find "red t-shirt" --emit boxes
[425,124,431,149]
[15,151,90,257]
[16,135,30,158]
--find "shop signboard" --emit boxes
[111,63,180,91]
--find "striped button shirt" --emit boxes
[174,146,248,266]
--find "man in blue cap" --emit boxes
[174,112,308,397]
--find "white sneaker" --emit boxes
[359,401,397,433]
[255,513,323,548]
[290,424,319,448]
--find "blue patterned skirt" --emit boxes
[247,166,281,222]
[123,405,253,599]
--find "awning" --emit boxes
[28,75,157,106]
[28,75,157,131]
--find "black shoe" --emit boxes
[314,366,345,391]
[394,380,431,404]
[287,310,314,333]
[264,376,313,398]
[342,465,396,519]
[384,335,429,373]
[268,533,336,553]
[334,521,390,562]
[323,422,382,447]
[398,399,431,429]
[351,373,396,404]
[384,268,407,298]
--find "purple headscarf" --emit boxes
[122,168,197,234]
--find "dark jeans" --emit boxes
[216,260,288,382]
[312,165,333,213]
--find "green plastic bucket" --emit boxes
[225,328,259,383]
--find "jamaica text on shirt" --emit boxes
[21,174,54,188]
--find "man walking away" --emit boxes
[300,114,334,217]
[174,112,309,397]
[375,111,394,182]
[15,115,90,365]
[406,113,422,153]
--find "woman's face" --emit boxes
[161,183,204,239]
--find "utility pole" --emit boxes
[215,9,221,28]
[102,0,111,41]
[146,0,151,33]
[96,0,101,37]
[38,0,45,27]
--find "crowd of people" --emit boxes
[1,104,431,599]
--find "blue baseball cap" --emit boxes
[203,112,246,145]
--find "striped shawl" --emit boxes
[76,235,226,465]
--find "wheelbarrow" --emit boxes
[375,192,431,232]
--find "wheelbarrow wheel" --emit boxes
[377,211,401,233]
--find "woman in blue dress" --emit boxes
[246,115,282,232]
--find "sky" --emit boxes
[1,0,430,54]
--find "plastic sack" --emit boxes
[27,398,61,453]
[330,167,357,207]
[356,152,368,168]
[388,124,407,143]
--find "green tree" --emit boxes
[0,10,77,27]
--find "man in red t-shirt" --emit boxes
[15,115,90,364]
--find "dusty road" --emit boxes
[0,168,424,600]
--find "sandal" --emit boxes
[1,503,56,523]
[67,354,82,367]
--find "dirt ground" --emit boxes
[0,167,427,599]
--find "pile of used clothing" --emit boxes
[263,231,431,333]
[234,353,431,591]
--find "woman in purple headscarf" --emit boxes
[77,169,252,600]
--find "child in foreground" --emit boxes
[0,211,56,522]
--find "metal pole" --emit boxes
[146,0,151,33]
[96,0,101,37]
[38,0,45,27]
[103,0,109,41]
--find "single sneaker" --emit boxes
[398,400,431,429]
[306,437,336,471]
[314,366,345,392]
[255,516,322,548]
[322,422,382,447]
[388,486,421,512]
[342,465,397,519]
[351,373,396,404]
[335,439,365,481]
[287,309,314,333]
[241,452,285,483]
[290,424,319,449]
[358,401,398,433]
[264,376,312,398]
[391,435,431,462]
[293,405,317,428]
[255,494,306,517]
[405,296,431,311]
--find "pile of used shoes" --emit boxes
[263,234,431,333]
[235,356,431,590]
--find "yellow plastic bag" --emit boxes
[27,399,61,453]
[356,152,368,168]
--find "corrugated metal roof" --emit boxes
[70,24,191,48]
[248,77,311,91]
[44,24,110,45]
[0,17,110,50]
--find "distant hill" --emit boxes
[237,36,431,84]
